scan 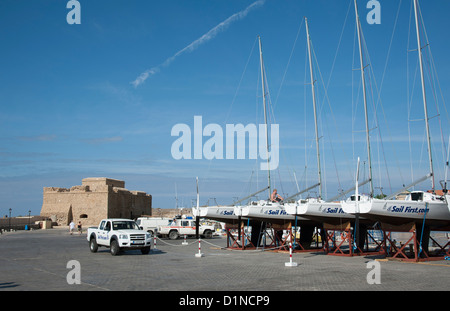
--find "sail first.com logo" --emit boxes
[171,116,279,171]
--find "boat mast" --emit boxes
[258,36,272,195]
[354,0,374,197]
[413,0,435,191]
[305,17,322,199]
[445,135,450,193]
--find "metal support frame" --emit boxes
[225,222,255,250]
[381,222,450,262]
[225,224,249,250]
[263,223,325,253]
[323,222,386,257]
[226,221,297,252]
[257,222,292,251]
[291,226,325,253]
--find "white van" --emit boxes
[136,217,173,236]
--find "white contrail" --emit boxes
[131,0,266,88]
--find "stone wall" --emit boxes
[107,188,152,219]
[82,177,125,191]
[40,178,152,226]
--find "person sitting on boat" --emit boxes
[271,189,283,202]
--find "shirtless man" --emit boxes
[270,189,283,202]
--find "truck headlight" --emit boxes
[119,234,128,240]
[145,233,151,239]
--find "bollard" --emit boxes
[195,238,204,258]
[182,234,188,245]
[153,235,159,252]
[285,242,298,267]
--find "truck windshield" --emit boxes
[112,221,140,230]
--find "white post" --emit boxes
[194,176,204,257]
[182,234,188,245]
[354,157,361,251]
[153,235,158,252]
[285,242,298,267]
[195,238,204,258]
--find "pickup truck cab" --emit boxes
[87,218,152,256]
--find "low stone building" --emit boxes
[40,177,152,226]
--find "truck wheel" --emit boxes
[110,239,120,256]
[89,237,98,253]
[203,230,213,239]
[169,230,179,240]
[141,247,150,255]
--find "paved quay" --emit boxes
[0,228,449,292]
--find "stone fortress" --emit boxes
[40,177,152,226]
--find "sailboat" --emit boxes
[193,181,273,223]
[284,17,357,225]
[341,0,450,228]
[196,205,240,223]
[233,36,305,225]
[193,36,291,225]
[191,180,245,224]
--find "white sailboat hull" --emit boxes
[235,201,311,224]
[193,206,240,223]
[285,201,359,225]
[341,195,450,226]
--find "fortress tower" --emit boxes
[40,177,152,226]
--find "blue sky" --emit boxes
[1,0,450,217]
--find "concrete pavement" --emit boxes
[0,228,449,293]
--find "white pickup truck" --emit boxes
[158,218,215,240]
[87,218,153,256]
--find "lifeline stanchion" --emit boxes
[182,234,188,245]
[285,242,298,267]
[195,238,204,258]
